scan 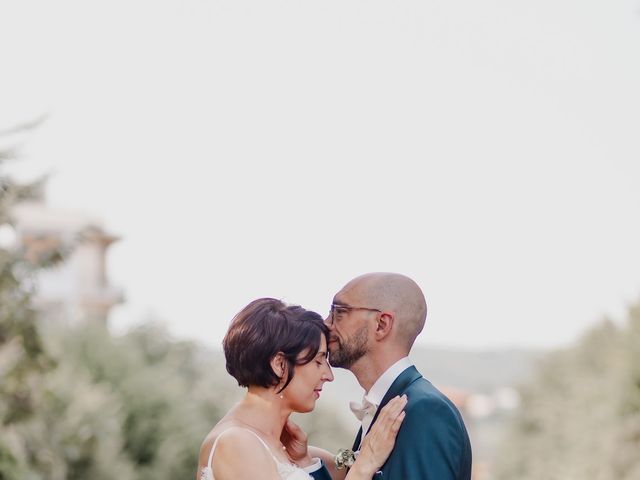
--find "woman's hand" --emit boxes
[280,418,314,467]
[349,395,407,478]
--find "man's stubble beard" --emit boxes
[328,324,369,369]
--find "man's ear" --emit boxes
[374,312,394,340]
[270,352,287,379]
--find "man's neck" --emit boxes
[351,351,408,392]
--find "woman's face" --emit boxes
[283,335,334,413]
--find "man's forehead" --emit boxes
[333,282,365,304]
[332,290,348,304]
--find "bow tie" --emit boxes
[349,397,378,421]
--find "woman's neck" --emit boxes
[231,387,291,440]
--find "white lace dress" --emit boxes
[200,428,312,480]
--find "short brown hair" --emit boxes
[223,298,328,392]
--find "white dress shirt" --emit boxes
[356,356,413,446]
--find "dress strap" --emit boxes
[207,427,279,469]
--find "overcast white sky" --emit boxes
[1,0,639,349]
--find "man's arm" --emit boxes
[307,446,347,480]
[307,460,333,480]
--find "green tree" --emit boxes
[0,126,59,480]
[494,301,640,480]
[3,311,233,479]
[40,321,231,480]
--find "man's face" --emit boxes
[324,289,378,369]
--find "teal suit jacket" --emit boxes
[309,464,332,480]
[352,366,472,479]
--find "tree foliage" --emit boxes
[494,303,640,480]
[2,307,233,479]
[0,138,228,479]
[0,135,60,480]
[24,322,232,480]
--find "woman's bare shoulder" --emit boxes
[198,425,278,480]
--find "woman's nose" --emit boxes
[323,363,334,382]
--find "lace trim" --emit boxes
[277,462,301,474]
[200,465,213,480]
[201,462,308,480]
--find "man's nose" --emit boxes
[324,314,333,329]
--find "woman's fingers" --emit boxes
[284,418,307,442]
[356,395,408,474]
[377,395,407,428]
[391,410,406,433]
[281,418,311,464]
[366,395,407,440]
[386,394,407,413]
[370,395,407,442]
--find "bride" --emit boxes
[197,298,406,480]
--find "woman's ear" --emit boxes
[270,352,287,379]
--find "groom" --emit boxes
[317,272,472,479]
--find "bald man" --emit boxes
[324,273,472,479]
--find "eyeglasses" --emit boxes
[329,303,382,325]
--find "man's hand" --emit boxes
[281,418,314,467]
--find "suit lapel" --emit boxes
[351,366,422,450]
[365,366,421,436]
[352,426,363,451]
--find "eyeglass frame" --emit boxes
[328,303,382,325]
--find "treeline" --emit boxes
[494,303,640,479]
[1,143,232,479]
[1,322,234,480]
[0,150,230,478]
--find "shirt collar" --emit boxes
[364,356,413,407]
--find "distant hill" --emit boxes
[410,345,545,392]
[326,345,544,401]
[305,345,545,430]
